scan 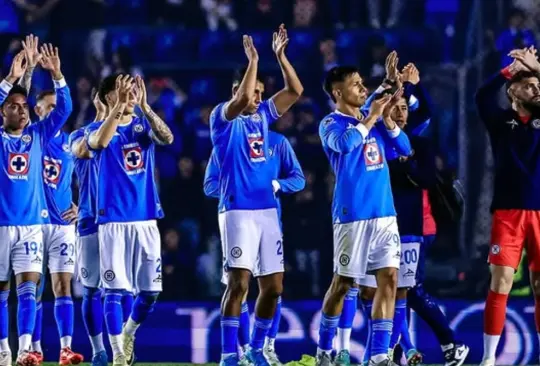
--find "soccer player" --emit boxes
[475,46,540,366]
[69,90,108,366]
[316,52,412,366]
[0,43,72,366]
[86,74,173,366]
[204,130,306,366]
[211,25,303,366]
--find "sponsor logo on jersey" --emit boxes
[364,142,383,171]
[122,144,144,173]
[8,152,30,179]
[43,156,62,186]
[532,119,540,129]
[248,136,265,162]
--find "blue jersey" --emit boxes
[86,116,163,224]
[69,128,98,236]
[43,131,74,225]
[204,131,305,217]
[319,110,412,223]
[210,99,281,211]
[0,78,72,226]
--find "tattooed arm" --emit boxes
[140,104,174,145]
[18,34,42,93]
[18,66,35,93]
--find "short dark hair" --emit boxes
[506,70,539,89]
[98,74,120,104]
[1,85,28,108]
[323,66,360,102]
[232,67,263,85]
[36,90,55,102]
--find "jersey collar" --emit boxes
[334,109,364,121]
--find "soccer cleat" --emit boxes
[59,347,83,365]
[368,359,400,366]
[315,352,332,366]
[29,353,41,366]
[479,359,495,366]
[112,353,127,366]
[0,351,12,366]
[239,355,254,366]
[16,351,38,366]
[91,351,108,366]
[406,349,423,366]
[334,350,351,366]
[246,348,271,366]
[122,331,135,366]
[444,343,469,366]
[219,354,240,366]
[263,346,282,366]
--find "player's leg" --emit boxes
[30,271,44,363]
[317,220,369,365]
[481,210,525,366]
[525,211,540,365]
[239,291,250,354]
[218,210,258,365]
[335,282,359,366]
[263,295,282,362]
[99,223,133,365]
[77,232,107,366]
[0,227,14,366]
[121,290,134,326]
[48,225,83,365]
[359,285,377,365]
[13,225,44,366]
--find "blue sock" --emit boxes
[250,316,272,350]
[0,290,9,342]
[32,301,42,344]
[238,302,250,348]
[400,313,415,354]
[370,319,393,361]
[389,298,407,349]
[267,296,282,340]
[221,316,239,356]
[408,284,455,345]
[317,312,340,352]
[54,296,74,340]
[104,290,123,336]
[339,287,358,329]
[131,291,158,324]
[17,282,37,337]
[361,299,373,363]
[82,287,103,337]
[121,291,134,324]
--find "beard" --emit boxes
[521,99,540,115]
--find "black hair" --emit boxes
[506,70,539,90]
[232,67,263,86]
[323,66,360,103]
[36,90,55,102]
[1,85,28,108]
[98,74,120,105]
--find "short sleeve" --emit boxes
[259,99,280,123]
[68,129,85,154]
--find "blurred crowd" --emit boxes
[0,0,538,300]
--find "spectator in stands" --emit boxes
[367,0,403,28]
[328,0,363,29]
[319,38,338,72]
[293,0,318,28]
[200,0,238,31]
[496,8,536,67]
[100,45,143,80]
[71,74,94,129]
[247,0,280,29]
[360,34,388,80]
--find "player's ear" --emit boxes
[333,88,341,101]
[34,105,40,117]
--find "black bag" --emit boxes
[428,171,465,224]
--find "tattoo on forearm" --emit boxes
[18,67,35,93]
[144,108,174,145]
[115,112,122,119]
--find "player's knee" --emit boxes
[360,286,376,301]
[52,278,71,298]
[396,288,408,299]
[261,281,283,299]
[377,267,398,289]
[138,291,159,306]
[490,265,514,293]
[331,275,353,298]
[82,286,102,300]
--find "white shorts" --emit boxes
[99,221,162,292]
[42,224,76,274]
[219,209,284,279]
[358,237,421,289]
[76,232,100,288]
[0,225,44,281]
[334,216,401,279]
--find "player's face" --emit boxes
[34,95,56,120]
[235,80,264,114]
[1,94,29,130]
[510,77,540,107]
[337,73,367,107]
[390,97,409,129]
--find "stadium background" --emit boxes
[0,0,537,364]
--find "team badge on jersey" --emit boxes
[122,145,144,172]
[43,157,61,185]
[532,119,540,129]
[251,113,262,123]
[8,152,30,178]
[21,134,32,143]
[134,124,144,133]
[248,136,265,162]
[364,142,383,171]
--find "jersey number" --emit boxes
[276,240,283,256]
[403,249,418,264]
[24,242,42,256]
[60,243,75,257]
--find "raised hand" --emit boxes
[243,35,258,62]
[383,88,404,119]
[39,43,62,79]
[369,93,393,117]
[401,63,420,85]
[509,46,540,73]
[272,24,289,58]
[6,51,27,84]
[134,75,149,109]
[22,34,42,68]
[115,75,134,105]
[385,50,399,82]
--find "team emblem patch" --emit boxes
[230,247,243,258]
[364,142,384,171]
[249,137,265,159]
[339,254,350,266]
[134,123,144,133]
[532,119,540,129]
[122,146,144,170]
[8,153,29,176]
[41,210,48,218]
[491,244,501,255]
[62,143,70,152]
[21,134,31,143]
[251,113,262,122]
[104,270,116,282]
[43,159,61,184]
[81,268,89,279]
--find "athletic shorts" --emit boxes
[0,225,44,281]
[76,232,100,288]
[42,224,76,274]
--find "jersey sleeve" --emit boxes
[277,137,305,194]
[203,151,220,198]
[319,116,366,154]
[0,79,13,105]
[35,78,73,141]
[68,129,85,155]
[84,122,102,152]
[475,70,510,130]
[377,122,412,157]
[360,85,387,113]
[260,99,281,124]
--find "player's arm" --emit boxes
[223,36,259,121]
[0,51,26,105]
[18,34,41,93]
[36,44,73,140]
[134,76,174,145]
[69,129,91,159]
[203,151,220,198]
[275,137,305,194]
[88,75,133,150]
[270,24,303,117]
[380,89,412,156]
[361,51,399,113]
